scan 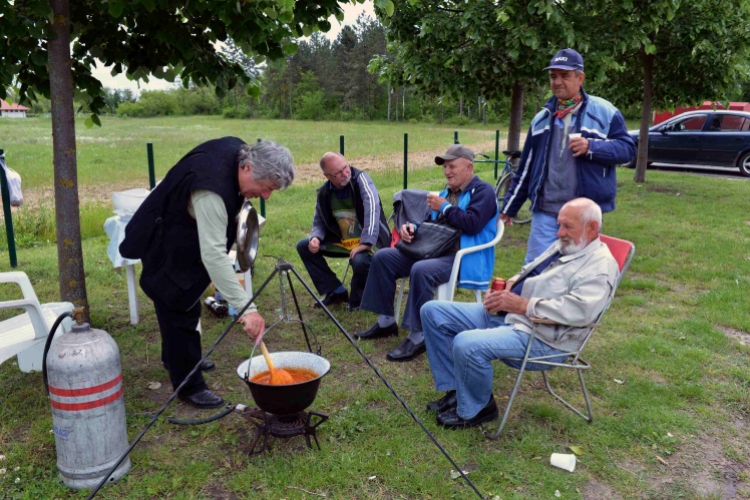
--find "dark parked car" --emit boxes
[627,110,750,177]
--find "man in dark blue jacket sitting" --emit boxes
[355,145,498,362]
[501,48,636,264]
[297,152,390,311]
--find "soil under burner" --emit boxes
[240,407,328,455]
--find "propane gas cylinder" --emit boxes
[46,321,130,489]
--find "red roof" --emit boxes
[0,99,29,111]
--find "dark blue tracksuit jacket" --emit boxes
[502,88,636,216]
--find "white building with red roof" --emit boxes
[1,99,29,118]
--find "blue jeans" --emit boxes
[526,211,560,264]
[360,247,454,333]
[421,301,566,419]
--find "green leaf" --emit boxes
[407,0,418,5]
[568,446,584,456]
[84,116,94,129]
[263,7,278,20]
[282,42,298,56]
[140,0,155,12]
[385,1,395,17]
[277,0,294,12]
[279,10,294,23]
[302,25,313,37]
[91,114,101,127]
[108,0,123,18]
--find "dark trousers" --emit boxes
[152,297,207,395]
[360,247,454,333]
[296,238,372,308]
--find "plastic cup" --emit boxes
[428,191,441,197]
[568,133,582,140]
[550,453,576,472]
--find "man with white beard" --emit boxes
[419,198,620,429]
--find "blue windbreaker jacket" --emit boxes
[502,89,636,216]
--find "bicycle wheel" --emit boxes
[496,173,532,225]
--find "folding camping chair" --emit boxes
[0,272,74,372]
[484,235,635,439]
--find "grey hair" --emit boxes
[575,69,584,76]
[238,141,295,190]
[582,202,602,228]
[319,151,345,171]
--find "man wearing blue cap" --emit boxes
[500,48,636,264]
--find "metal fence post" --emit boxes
[147,142,155,190]
[403,133,408,190]
[494,130,500,179]
[454,131,459,144]
[0,149,18,267]
[257,138,265,217]
[339,135,345,156]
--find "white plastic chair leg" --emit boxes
[395,278,406,325]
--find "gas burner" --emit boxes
[239,407,328,455]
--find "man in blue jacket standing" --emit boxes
[501,48,636,263]
[356,145,498,362]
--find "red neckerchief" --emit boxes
[553,93,582,119]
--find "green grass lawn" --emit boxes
[0,116,505,189]
[1,117,749,499]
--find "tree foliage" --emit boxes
[1,0,350,121]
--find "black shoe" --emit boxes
[164,360,216,373]
[437,395,498,429]
[178,388,225,409]
[386,338,426,362]
[314,290,349,309]
[426,390,457,413]
[354,322,398,340]
[347,304,360,312]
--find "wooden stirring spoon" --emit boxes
[258,341,294,385]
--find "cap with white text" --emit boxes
[543,48,584,72]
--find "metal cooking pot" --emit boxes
[236,201,260,272]
[237,352,331,414]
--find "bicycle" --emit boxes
[474,150,532,225]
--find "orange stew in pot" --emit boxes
[250,368,318,385]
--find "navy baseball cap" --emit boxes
[543,48,584,72]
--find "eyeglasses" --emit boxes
[324,164,351,179]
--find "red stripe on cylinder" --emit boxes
[50,388,123,412]
[49,374,123,397]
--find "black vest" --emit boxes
[120,137,246,310]
[316,167,391,249]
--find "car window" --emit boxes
[717,115,749,131]
[668,115,707,132]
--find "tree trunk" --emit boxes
[507,82,525,165]
[483,98,487,125]
[459,95,463,116]
[634,46,654,183]
[387,88,392,122]
[288,79,293,119]
[49,0,89,319]
[402,88,406,120]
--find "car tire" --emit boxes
[738,151,750,177]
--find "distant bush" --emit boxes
[223,107,252,119]
[447,115,473,126]
[117,88,220,117]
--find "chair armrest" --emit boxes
[445,219,505,297]
[0,272,39,304]
[531,317,597,328]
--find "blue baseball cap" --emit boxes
[543,48,584,72]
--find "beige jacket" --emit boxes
[504,238,619,352]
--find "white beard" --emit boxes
[559,230,588,256]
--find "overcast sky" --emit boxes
[91,1,376,93]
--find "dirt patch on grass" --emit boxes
[648,428,748,499]
[719,325,750,345]
[583,478,623,500]
[200,483,242,500]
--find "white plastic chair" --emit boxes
[0,272,74,372]
[395,217,505,323]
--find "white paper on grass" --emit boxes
[0,156,23,207]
